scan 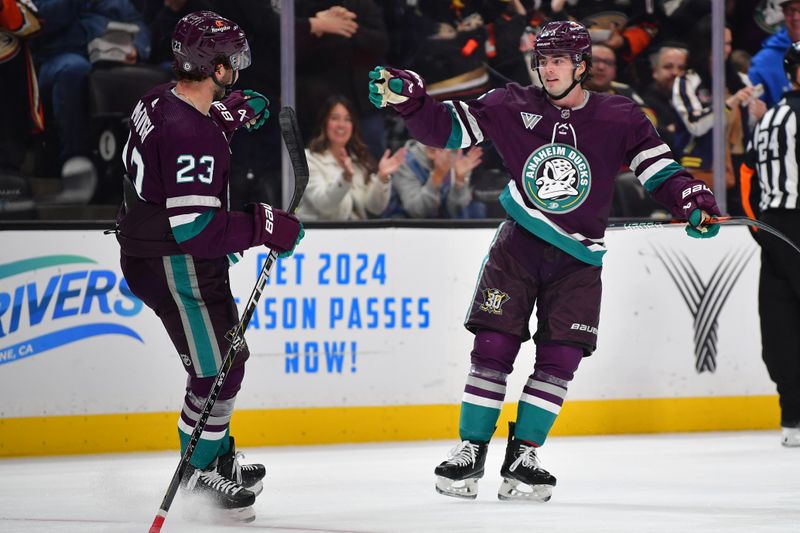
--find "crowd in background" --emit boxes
[0,0,793,221]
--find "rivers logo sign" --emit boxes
[0,255,144,365]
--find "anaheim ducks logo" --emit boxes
[522,143,591,214]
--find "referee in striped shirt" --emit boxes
[743,41,800,448]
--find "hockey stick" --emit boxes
[149,106,309,533]
[606,215,800,256]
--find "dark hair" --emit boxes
[308,95,377,176]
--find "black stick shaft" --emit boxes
[606,215,800,256]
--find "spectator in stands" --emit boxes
[148,0,212,71]
[641,45,688,152]
[672,22,765,194]
[749,0,800,107]
[32,0,149,201]
[296,95,406,221]
[551,1,659,74]
[210,2,360,209]
[389,141,483,219]
[296,0,389,160]
[0,0,43,195]
[483,0,533,87]
[585,43,650,108]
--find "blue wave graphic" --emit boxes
[0,323,144,366]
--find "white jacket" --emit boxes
[296,149,391,221]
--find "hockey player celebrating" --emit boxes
[116,11,303,522]
[369,20,721,502]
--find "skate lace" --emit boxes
[509,444,540,472]
[233,451,260,473]
[231,451,245,481]
[445,441,479,467]
[188,469,243,495]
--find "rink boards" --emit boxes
[0,225,777,456]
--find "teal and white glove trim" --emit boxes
[368,66,425,109]
[685,209,720,239]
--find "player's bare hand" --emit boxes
[454,147,483,185]
[377,147,407,183]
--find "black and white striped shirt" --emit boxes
[749,90,800,211]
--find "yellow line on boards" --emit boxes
[0,396,780,457]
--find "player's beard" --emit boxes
[212,70,238,100]
[213,84,226,101]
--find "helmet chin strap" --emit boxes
[212,69,239,99]
[537,64,589,101]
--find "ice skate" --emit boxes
[434,439,488,499]
[497,422,556,502]
[782,425,800,447]
[181,465,256,523]
[217,436,266,496]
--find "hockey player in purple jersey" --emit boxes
[116,11,303,522]
[369,20,721,502]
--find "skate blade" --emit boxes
[183,504,256,524]
[248,480,264,497]
[497,478,553,502]
[435,476,478,500]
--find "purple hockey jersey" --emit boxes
[118,83,257,259]
[397,83,705,265]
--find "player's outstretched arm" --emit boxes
[368,65,492,150]
[623,105,721,239]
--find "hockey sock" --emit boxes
[178,390,237,469]
[515,343,583,445]
[218,433,232,457]
[179,428,230,469]
[459,365,508,442]
[459,329,520,442]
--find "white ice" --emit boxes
[1,431,799,533]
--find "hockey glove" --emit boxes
[210,90,269,133]
[368,66,425,109]
[278,224,305,259]
[681,183,721,239]
[248,202,303,254]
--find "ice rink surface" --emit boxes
[1,431,798,533]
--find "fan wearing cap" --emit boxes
[369,20,721,502]
[750,0,800,107]
[115,11,303,523]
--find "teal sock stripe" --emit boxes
[515,402,558,446]
[460,402,501,442]
[179,427,228,469]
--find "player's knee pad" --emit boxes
[187,363,245,403]
[534,342,583,382]
[470,329,521,375]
